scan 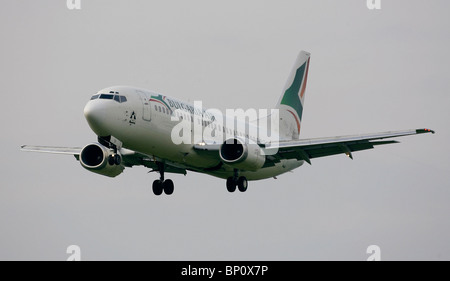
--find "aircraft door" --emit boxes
[137,90,151,121]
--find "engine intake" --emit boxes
[220,139,245,161]
[219,138,265,171]
[81,144,104,168]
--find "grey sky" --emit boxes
[1,0,449,260]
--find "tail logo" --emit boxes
[280,58,310,121]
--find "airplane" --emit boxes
[21,51,435,196]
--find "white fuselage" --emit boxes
[84,86,303,180]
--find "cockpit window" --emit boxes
[92,93,127,103]
[99,94,114,100]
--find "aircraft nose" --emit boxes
[84,100,110,136]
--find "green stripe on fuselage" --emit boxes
[280,62,305,120]
[151,94,172,112]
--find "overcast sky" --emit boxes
[1,0,449,260]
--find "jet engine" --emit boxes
[79,143,124,177]
[219,138,265,171]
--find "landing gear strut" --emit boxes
[226,169,248,193]
[99,136,122,166]
[152,162,175,196]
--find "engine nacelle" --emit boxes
[219,138,265,171]
[79,143,124,177]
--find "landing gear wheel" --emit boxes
[226,177,237,193]
[113,154,121,165]
[163,179,174,195]
[108,155,115,165]
[108,154,121,165]
[237,176,248,192]
[152,180,163,196]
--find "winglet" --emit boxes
[416,128,435,134]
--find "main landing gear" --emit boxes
[99,136,122,166]
[226,169,248,193]
[152,162,175,196]
[108,154,122,165]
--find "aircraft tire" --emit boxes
[226,177,237,193]
[108,155,115,165]
[152,180,163,196]
[163,179,174,195]
[113,154,121,165]
[237,176,248,192]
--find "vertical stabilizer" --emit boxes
[275,51,311,140]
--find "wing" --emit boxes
[263,128,435,165]
[21,145,82,160]
[20,145,187,175]
[20,145,81,155]
[119,149,187,175]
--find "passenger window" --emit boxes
[162,108,165,114]
[155,105,158,111]
[158,106,161,112]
